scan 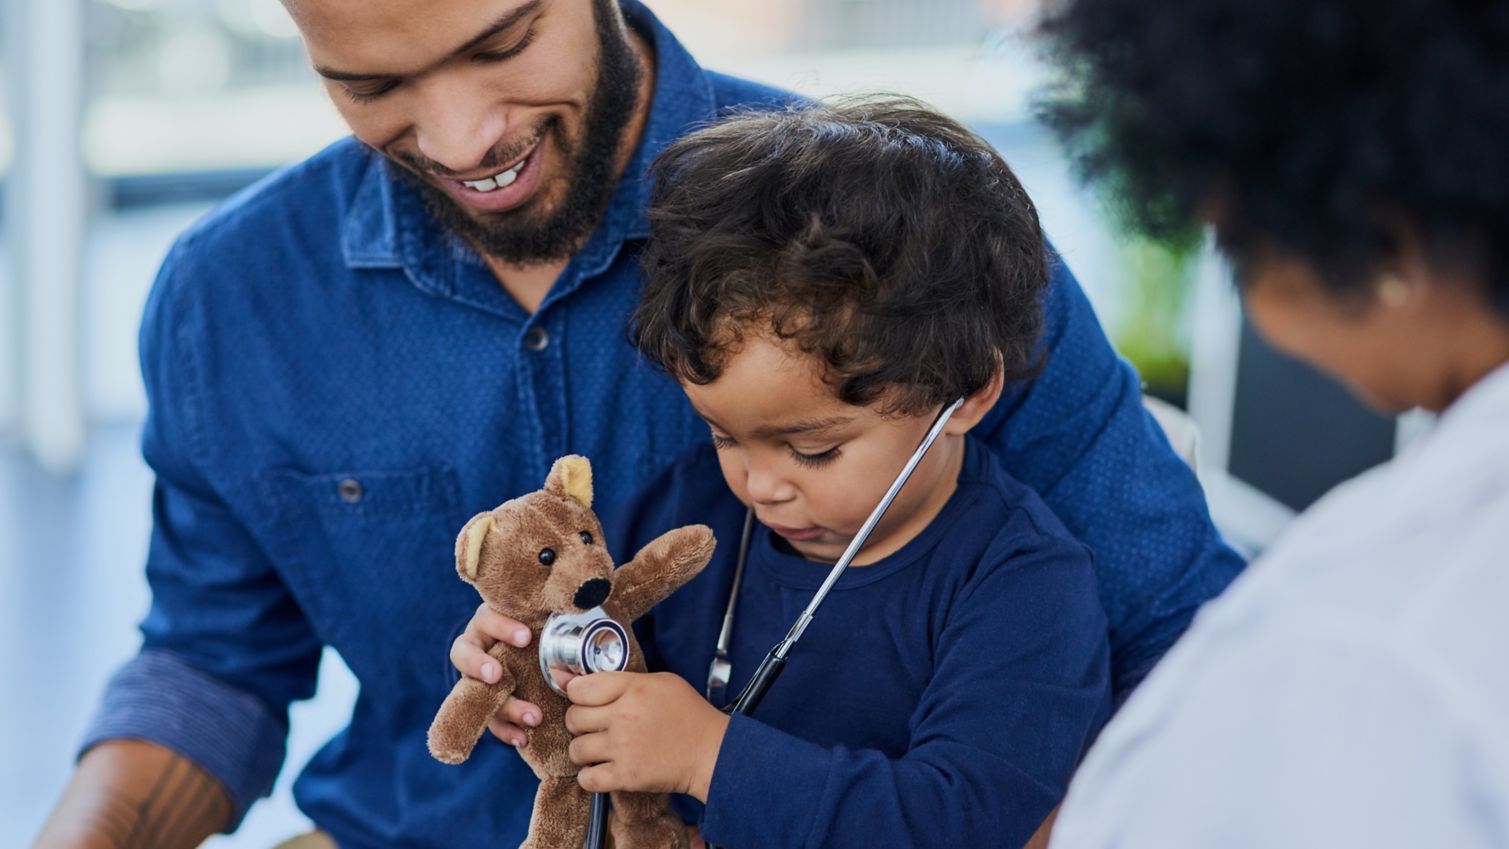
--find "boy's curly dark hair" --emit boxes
[632,96,1048,417]
[1038,0,1509,317]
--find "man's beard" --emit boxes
[392,0,644,263]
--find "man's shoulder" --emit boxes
[141,136,381,363]
[705,71,805,115]
[172,136,375,260]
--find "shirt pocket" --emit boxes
[255,465,474,667]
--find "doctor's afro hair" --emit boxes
[1038,0,1509,317]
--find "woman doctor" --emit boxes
[1038,0,1509,846]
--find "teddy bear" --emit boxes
[427,454,716,849]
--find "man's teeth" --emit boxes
[462,161,524,193]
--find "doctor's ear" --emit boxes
[942,360,1006,436]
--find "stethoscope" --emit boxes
[705,397,963,716]
[571,398,964,849]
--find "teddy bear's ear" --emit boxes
[456,513,494,582]
[544,455,593,509]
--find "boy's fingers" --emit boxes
[576,763,615,794]
[471,603,532,648]
[449,636,500,683]
[500,696,542,729]
[565,671,630,706]
[567,731,609,767]
[486,717,528,748]
[563,703,608,735]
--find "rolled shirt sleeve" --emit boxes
[78,238,322,827]
[79,650,293,825]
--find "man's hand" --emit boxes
[564,671,730,802]
[450,602,544,747]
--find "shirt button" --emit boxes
[338,479,364,503]
[524,326,549,352]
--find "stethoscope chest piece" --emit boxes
[538,607,629,696]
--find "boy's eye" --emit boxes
[710,433,738,450]
[789,446,842,469]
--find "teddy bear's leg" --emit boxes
[608,791,689,849]
[522,777,592,849]
[428,676,511,765]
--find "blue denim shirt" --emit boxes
[81,4,1243,847]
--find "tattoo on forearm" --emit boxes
[77,793,138,848]
[150,765,218,849]
[126,753,183,849]
[68,751,231,849]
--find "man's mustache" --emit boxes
[396,120,554,178]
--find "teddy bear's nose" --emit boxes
[573,578,611,610]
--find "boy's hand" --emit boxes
[450,601,543,747]
[565,671,730,802]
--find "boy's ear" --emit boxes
[544,455,594,508]
[944,359,1006,436]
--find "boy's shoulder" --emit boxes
[950,435,1090,567]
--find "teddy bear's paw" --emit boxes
[430,746,470,765]
[426,726,477,765]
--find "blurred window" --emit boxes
[1,21,10,436]
[80,0,1048,179]
[651,0,1044,126]
[84,0,345,177]
[0,34,10,177]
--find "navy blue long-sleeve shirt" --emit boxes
[608,439,1113,849]
[78,3,1242,846]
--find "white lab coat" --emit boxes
[1052,362,1509,848]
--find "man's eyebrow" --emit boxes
[314,0,544,82]
[750,416,855,439]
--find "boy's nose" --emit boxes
[744,462,795,505]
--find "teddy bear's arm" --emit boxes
[609,524,716,623]
[427,644,517,765]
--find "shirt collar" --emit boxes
[1413,358,1509,460]
[340,0,719,281]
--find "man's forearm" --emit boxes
[32,740,233,849]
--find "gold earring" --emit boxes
[1376,274,1410,308]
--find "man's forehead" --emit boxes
[284,0,544,69]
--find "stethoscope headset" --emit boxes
[541,399,964,849]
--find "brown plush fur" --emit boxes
[428,456,716,849]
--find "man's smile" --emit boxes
[443,137,548,214]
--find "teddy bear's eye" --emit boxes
[538,547,556,566]
[579,531,593,545]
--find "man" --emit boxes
[33,1,1242,847]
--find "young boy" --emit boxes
[458,98,1111,848]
